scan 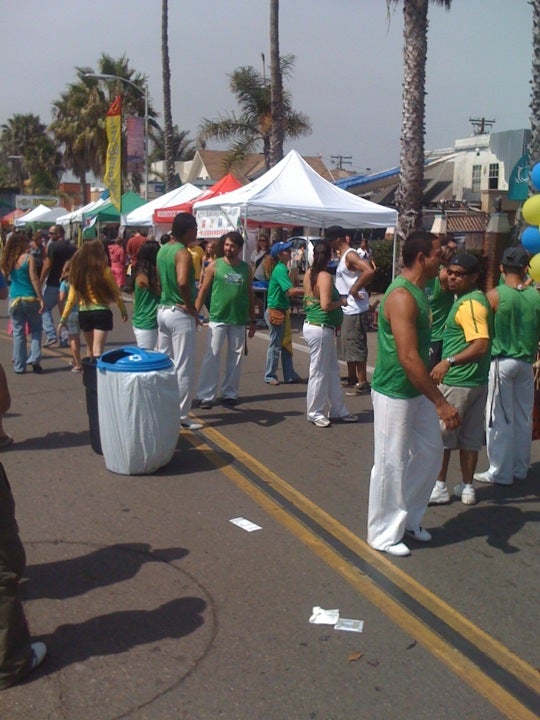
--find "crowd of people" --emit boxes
[1,213,539,685]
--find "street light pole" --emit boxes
[84,72,149,200]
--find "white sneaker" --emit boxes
[473,471,494,484]
[405,527,432,542]
[181,420,203,430]
[382,542,411,557]
[30,642,47,670]
[311,417,331,428]
[429,483,449,505]
[454,482,476,505]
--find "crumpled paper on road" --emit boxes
[309,606,340,625]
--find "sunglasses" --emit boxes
[447,269,473,278]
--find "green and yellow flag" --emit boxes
[104,95,122,212]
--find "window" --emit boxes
[471,165,481,192]
[489,163,499,190]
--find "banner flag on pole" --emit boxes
[127,116,144,174]
[104,95,122,212]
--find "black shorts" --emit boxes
[78,309,113,332]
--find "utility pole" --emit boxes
[469,117,496,135]
[330,155,352,171]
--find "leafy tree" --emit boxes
[148,123,196,183]
[199,55,310,171]
[387,0,452,244]
[0,113,62,193]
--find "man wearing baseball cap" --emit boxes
[429,252,493,506]
[474,244,540,486]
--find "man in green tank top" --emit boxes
[367,231,460,557]
[194,231,256,408]
[474,245,540,486]
[429,253,492,507]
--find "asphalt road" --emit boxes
[0,301,538,720]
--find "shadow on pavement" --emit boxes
[24,543,189,600]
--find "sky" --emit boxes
[0,0,533,176]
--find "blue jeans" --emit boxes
[9,300,42,372]
[42,285,59,341]
[264,309,299,383]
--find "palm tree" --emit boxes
[0,113,62,193]
[148,123,196,183]
[199,55,310,171]
[529,0,540,178]
[387,0,452,242]
[50,54,155,198]
[269,0,284,167]
[161,0,176,190]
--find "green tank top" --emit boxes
[442,290,492,386]
[492,284,540,363]
[132,283,159,330]
[372,276,431,399]
[157,242,196,306]
[209,257,250,324]
[304,283,343,328]
[425,276,454,341]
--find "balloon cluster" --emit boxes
[522,163,540,281]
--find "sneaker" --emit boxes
[346,382,371,396]
[454,482,476,505]
[30,642,47,670]
[311,417,331,428]
[222,397,238,406]
[181,420,203,430]
[199,399,213,409]
[382,542,410,557]
[429,483,449,505]
[473,470,495,484]
[43,337,57,347]
[405,527,432,543]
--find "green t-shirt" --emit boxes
[441,290,492,387]
[304,283,343,328]
[157,241,196,306]
[267,261,292,310]
[132,284,159,330]
[209,257,251,324]
[372,276,431,399]
[491,284,540,363]
[425,276,454,341]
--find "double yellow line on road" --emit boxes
[186,425,540,720]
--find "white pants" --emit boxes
[303,322,349,422]
[133,326,158,351]
[196,323,246,402]
[157,307,196,421]
[485,357,533,483]
[367,391,443,550]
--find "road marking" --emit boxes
[184,427,540,720]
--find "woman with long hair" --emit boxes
[1,232,44,374]
[132,241,160,350]
[302,242,357,427]
[58,239,128,358]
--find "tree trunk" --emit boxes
[269,0,284,168]
[395,0,429,248]
[529,0,540,189]
[162,0,176,191]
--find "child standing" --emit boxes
[58,260,82,372]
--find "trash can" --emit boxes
[97,346,180,475]
[82,357,102,455]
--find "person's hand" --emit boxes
[121,314,128,323]
[57,321,65,333]
[430,360,450,385]
[436,400,461,430]
[247,322,256,338]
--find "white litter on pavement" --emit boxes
[334,618,364,633]
[309,606,340,625]
[230,517,262,532]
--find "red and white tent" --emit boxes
[153,173,243,224]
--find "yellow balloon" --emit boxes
[522,195,540,225]
[528,252,540,282]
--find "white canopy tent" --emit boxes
[123,183,202,226]
[193,150,398,230]
[56,197,108,226]
[14,205,68,227]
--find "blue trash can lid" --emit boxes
[97,346,173,372]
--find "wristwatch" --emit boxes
[445,356,456,366]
